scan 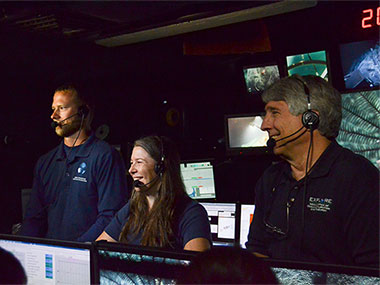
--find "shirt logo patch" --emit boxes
[73,162,88,183]
[77,162,87,175]
[73,176,87,183]
[307,197,333,212]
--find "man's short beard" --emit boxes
[55,119,83,138]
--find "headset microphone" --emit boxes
[133,175,160,188]
[133,136,165,189]
[50,111,85,129]
[266,126,304,149]
[51,121,59,129]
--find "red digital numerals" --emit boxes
[362,7,380,29]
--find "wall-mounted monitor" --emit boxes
[225,113,269,156]
[239,204,255,249]
[243,64,280,95]
[286,50,329,81]
[336,89,380,169]
[339,39,380,90]
[180,160,216,200]
[200,202,237,247]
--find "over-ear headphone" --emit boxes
[78,105,90,118]
[154,136,165,176]
[296,77,320,131]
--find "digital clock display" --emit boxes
[362,7,380,29]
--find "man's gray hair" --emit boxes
[262,75,342,139]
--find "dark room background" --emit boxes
[0,1,378,232]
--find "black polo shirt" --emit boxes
[246,141,379,268]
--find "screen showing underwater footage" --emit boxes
[336,89,380,169]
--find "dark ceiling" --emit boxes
[0,1,315,46]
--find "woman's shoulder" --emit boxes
[116,200,131,218]
[175,196,207,218]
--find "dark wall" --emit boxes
[0,1,378,231]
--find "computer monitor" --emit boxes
[265,259,379,284]
[286,50,329,81]
[0,234,94,285]
[225,113,269,156]
[96,242,196,284]
[199,202,237,246]
[336,89,380,169]
[243,64,280,95]
[180,160,216,200]
[339,39,380,90]
[239,204,255,249]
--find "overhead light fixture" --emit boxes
[96,0,317,47]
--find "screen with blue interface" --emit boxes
[180,161,216,199]
[339,39,380,90]
[200,202,237,246]
[0,237,92,285]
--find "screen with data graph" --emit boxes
[180,160,216,200]
[0,235,93,285]
[200,202,237,246]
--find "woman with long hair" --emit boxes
[97,135,211,251]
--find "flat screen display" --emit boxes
[200,202,237,246]
[270,266,379,284]
[266,259,379,284]
[225,114,269,155]
[336,89,380,169]
[339,39,380,90]
[243,64,280,95]
[0,235,92,285]
[239,204,255,249]
[286,50,329,81]
[180,161,216,200]
[96,243,194,285]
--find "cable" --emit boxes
[65,113,85,166]
[300,130,314,255]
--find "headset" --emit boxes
[297,77,320,131]
[78,105,90,118]
[132,136,166,188]
[154,136,165,176]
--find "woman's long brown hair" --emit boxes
[119,135,187,248]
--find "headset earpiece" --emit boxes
[302,110,319,130]
[295,76,320,130]
[154,137,165,176]
[78,105,90,117]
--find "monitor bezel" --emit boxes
[95,241,197,282]
[0,234,97,284]
[199,201,240,247]
[285,49,331,83]
[338,38,380,93]
[242,63,281,96]
[224,113,271,156]
[264,258,380,278]
[180,158,217,201]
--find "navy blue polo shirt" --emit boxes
[246,141,379,268]
[105,197,212,249]
[21,133,129,242]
